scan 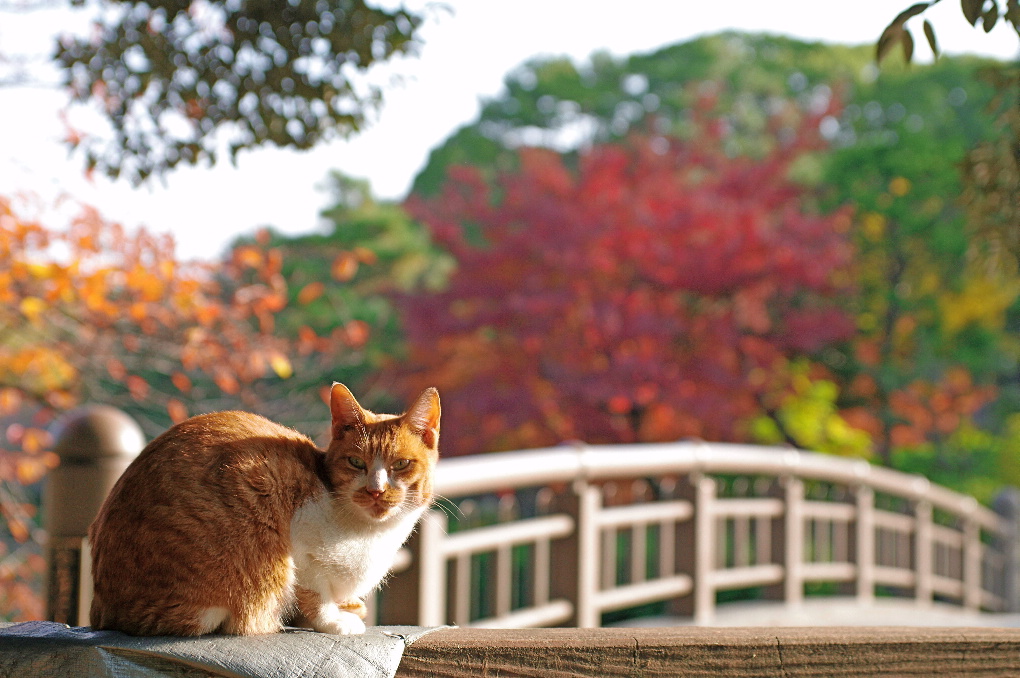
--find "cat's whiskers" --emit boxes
[427,492,465,520]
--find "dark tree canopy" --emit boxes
[55,0,425,183]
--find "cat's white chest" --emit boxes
[289,493,424,603]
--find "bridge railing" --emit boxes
[41,409,1020,628]
[371,442,1019,627]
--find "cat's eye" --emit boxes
[347,456,367,470]
[392,459,411,471]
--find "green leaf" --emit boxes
[893,2,934,24]
[1007,0,1020,29]
[902,28,916,63]
[962,0,985,26]
[878,2,930,63]
[923,19,940,58]
[982,2,1000,31]
[877,24,904,63]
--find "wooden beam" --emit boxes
[397,626,1020,677]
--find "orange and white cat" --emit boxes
[88,383,440,636]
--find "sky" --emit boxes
[1,0,1018,261]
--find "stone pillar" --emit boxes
[45,406,144,626]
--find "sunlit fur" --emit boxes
[88,383,440,636]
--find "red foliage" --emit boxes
[401,114,857,455]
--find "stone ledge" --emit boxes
[396,626,1020,677]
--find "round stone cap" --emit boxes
[993,487,1020,516]
[50,405,146,462]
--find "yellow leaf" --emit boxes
[861,212,886,241]
[19,297,46,323]
[129,302,148,322]
[889,176,912,197]
[25,262,56,280]
[235,246,263,268]
[21,427,52,454]
[270,353,293,379]
[0,389,22,415]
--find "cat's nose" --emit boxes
[367,488,384,498]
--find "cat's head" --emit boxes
[324,382,441,523]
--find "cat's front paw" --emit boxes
[313,609,366,635]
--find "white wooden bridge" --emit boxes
[39,412,1020,675]
[370,442,1020,628]
[40,408,1020,630]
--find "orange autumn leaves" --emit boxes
[0,196,354,468]
[1,195,365,623]
[843,367,996,449]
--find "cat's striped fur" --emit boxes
[88,383,440,636]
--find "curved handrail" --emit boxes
[435,442,995,528]
[374,441,1017,628]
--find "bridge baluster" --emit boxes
[915,500,934,606]
[855,485,876,605]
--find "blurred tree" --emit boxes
[820,60,1020,473]
[401,103,858,456]
[410,34,1018,493]
[959,68,1020,270]
[0,194,349,620]
[411,33,1003,197]
[830,12,1020,489]
[877,3,1020,291]
[750,360,873,458]
[413,34,860,196]
[48,0,427,183]
[237,172,453,416]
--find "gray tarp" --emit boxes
[0,621,444,678]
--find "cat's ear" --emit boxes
[405,387,441,450]
[329,382,364,439]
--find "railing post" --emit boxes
[548,483,580,626]
[992,488,1020,612]
[692,475,717,625]
[673,473,717,624]
[854,485,876,605]
[376,508,444,625]
[45,406,144,627]
[669,475,694,619]
[763,476,805,608]
[914,500,934,606]
[783,477,805,608]
[962,512,982,612]
[549,478,600,627]
[415,510,449,627]
[575,480,602,628]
